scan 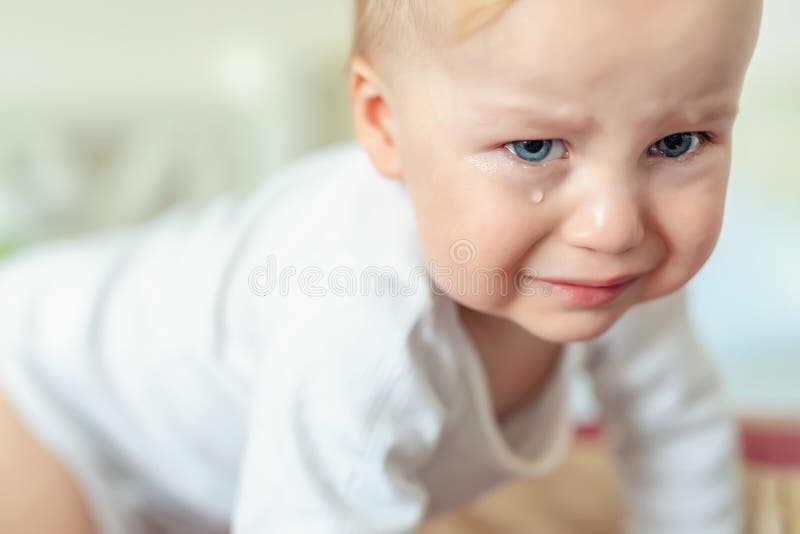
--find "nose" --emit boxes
[560,180,645,255]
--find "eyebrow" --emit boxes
[649,101,740,127]
[473,101,600,133]
[474,98,738,133]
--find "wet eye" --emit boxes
[650,132,704,158]
[505,139,567,163]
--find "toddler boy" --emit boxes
[0,1,762,533]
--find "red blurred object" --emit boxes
[739,417,800,467]
[574,422,604,440]
[573,418,800,467]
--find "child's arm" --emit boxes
[231,294,448,534]
[586,288,743,534]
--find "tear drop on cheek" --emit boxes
[530,189,544,204]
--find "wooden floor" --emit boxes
[421,437,800,534]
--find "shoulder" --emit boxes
[229,140,424,282]
[222,141,434,365]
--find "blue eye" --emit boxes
[650,132,703,158]
[505,139,567,163]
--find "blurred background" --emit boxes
[0,1,797,416]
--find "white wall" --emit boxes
[0,0,354,240]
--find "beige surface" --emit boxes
[422,437,799,534]
[421,439,625,534]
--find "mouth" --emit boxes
[534,275,641,307]
[536,274,641,288]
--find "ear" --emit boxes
[349,57,402,180]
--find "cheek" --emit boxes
[414,168,546,270]
[404,163,550,311]
[670,203,724,264]
[648,176,728,293]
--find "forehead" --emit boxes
[435,0,759,121]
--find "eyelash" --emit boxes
[647,132,715,162]
[501,131,716,166]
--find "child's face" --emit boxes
[355,0,761,343]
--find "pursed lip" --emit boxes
[535,274,641,288]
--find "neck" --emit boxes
[458,304,564,423]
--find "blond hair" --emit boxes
[351,0,515,63]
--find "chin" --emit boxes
[516,308,628,344]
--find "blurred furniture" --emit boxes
[0,1,354,244]
[422,420,800,534]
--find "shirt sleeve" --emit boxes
[231,294,450,534]
[585,288,744,534]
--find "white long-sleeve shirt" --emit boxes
[0,141,743,533]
